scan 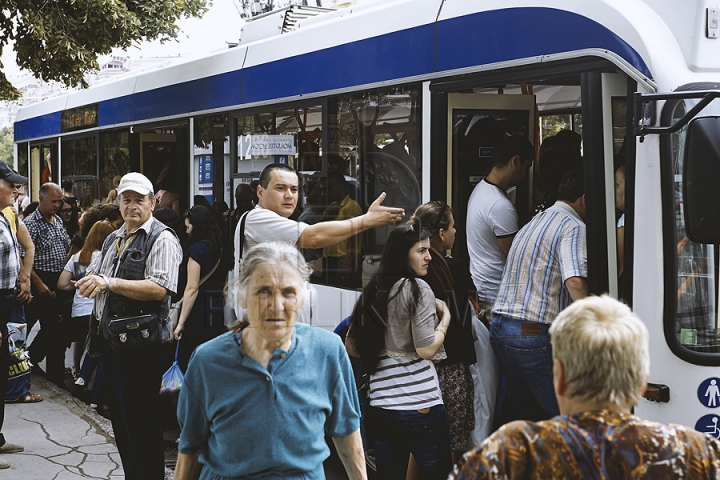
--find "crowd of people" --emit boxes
[0,127,717,479]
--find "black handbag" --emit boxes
[106,313,160,351]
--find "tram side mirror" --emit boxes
[683,116,720,244]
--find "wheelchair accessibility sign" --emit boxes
[698,377,720,408]
[696,414,720,438]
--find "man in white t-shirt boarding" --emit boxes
[466,134,535,323]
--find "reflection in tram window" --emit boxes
[671,100,720,354]
[336,85,421,250]
[330,84,422,288]
[62,136,99,211]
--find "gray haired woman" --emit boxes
[174,241,366,480]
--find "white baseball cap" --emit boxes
[116,172,154,196]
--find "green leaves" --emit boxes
[0,0,210,99]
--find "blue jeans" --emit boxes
[367,405,452,480]
[490,315,559,422]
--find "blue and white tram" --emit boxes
[14,0,720,430]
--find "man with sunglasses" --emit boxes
[0,161,30,468]
[24,182,70,386]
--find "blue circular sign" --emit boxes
[695,414,720,438]
[697,377,720,408]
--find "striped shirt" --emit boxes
[0,213,20,290]
[87,216,182,321]
[24,209,69,272]
[369,355,443,410]
[493,201,587,324]
[368,278,444,410]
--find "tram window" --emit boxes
[100,130,130,203]
[669,99,720,356]
[62,135,99,208]
[16,142,28,178]
[194,114,230,206]
[328,85,422,288]
[235,107,321,175]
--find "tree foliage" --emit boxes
[0,0,209,100]
[0,127,12,165]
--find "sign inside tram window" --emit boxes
[198,155,213,184]
[698,377,720,408]
[61,104,98,132]
[238,135,296,159]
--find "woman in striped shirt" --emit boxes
[347,222,453,480]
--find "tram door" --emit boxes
[446,93,536,258]
[29,143,58,199]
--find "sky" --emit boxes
[1,0,244,81]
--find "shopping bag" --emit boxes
[7,327,31,379]
[160,342,184,396]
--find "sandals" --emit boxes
[5,393,43,404]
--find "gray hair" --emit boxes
[229,241,311,327]
[39,182,62,198]
[550,295,649,409]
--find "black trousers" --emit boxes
[0,294,13,446]
[26,270,65,384]
[101,337,165,480]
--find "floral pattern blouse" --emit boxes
[449,410,720,479]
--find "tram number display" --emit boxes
[61,104,99,132]
[239,135,252,159]
[238,135,296,159]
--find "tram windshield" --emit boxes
[669,98,720,354]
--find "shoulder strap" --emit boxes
[199,257,221,287]
[237,210,250,262]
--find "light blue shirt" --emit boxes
[493,201,587,324]
[178,323,361,480]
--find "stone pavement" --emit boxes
[1,375,175,479]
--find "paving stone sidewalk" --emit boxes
[1,375,175,479]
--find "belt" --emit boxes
[0,288,14,296]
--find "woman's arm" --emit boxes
[415,299,451,360]
[174,258,201,340]
[332,429,367,480]
[57,269,76,291]
[173,452,202,480]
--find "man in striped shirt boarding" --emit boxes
[491,169,588,424]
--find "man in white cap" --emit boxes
[77,172,182,479]
[0,161,29,468]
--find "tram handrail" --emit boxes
[634,90,720,138]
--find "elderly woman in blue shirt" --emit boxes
[174,241,366,480]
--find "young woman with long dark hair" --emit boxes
[347,221,452,480]
[173,205,229,371]
[412,201,476,461]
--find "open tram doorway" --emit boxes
[29,143,58,200]
[434,67,633,304]
[133,124,190,215]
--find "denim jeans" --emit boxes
[490,315,559,422]
[367,405,452,480]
